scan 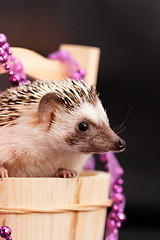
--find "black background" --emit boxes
[0,1,160,239]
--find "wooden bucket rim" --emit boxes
[1,170,109,181]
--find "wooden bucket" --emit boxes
[0,44,110,239]
[0,171,111,240]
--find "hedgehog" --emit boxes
[0,78,126,178]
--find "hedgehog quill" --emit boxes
[0,79,126,178]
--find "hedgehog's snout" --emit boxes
[106,127,126,152]
[99,126,126,153]
[116,137,126,151]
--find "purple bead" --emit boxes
[20,73,27,81]
[117,178,124,185]
[23,80,30,85]
[48,50,70,61]
[59,50,70,61]
[12,62,23,73]
[72,71,82,80]
[113,184,123,193]
[9,74,15,83]
[110,219,116,228]
[0,226,11,238]
[7,49,12,55]
[6,237,12,240]
[5,64,10,70]
[8,70,14,76]
[110,212,116,219]
[2,42,10,51]
[48,52,58,59]
[117,212,126,222]
[116,221,121,228]
[78,68,86,78]
[13,75,21,82]
[112,193,123,204]
[3,53,8,62]
[114,213,120,223]
[112,204,119,212]
[0,56,4,63]
[112,228,118,234]
[118,167,124,176]
[0,47,5,56]
[9,74,21,85]
[18,81,23,86]
[0,53,8,63]
[0,33,7,46]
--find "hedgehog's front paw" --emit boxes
[0,167,8,180]
[54,168,77,178]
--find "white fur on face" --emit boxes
[48,99,109,152]
[76,99,109,127]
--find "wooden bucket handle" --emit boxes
[0,44,100,86]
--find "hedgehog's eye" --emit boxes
[78,122,89,132]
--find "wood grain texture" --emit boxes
[0,171,110,240]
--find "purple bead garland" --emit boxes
[100,152,126,240]
[0,33,28,86]
[0,226,12,240]
[48,50,86,80]
[84,153,126,240]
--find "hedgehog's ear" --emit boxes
[38,92,61,126]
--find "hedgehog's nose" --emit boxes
[117,138,126,151]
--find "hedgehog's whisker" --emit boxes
[115,126,126,135]
[113,106,132,134]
